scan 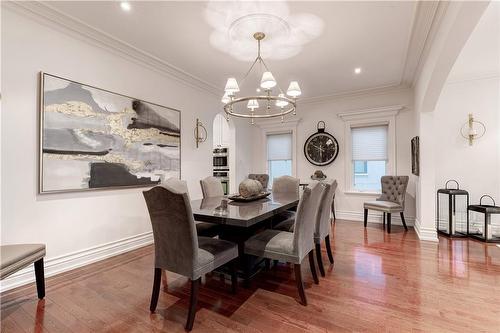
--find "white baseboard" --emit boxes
[0,231,153,293]
[414,218,439,242]
[336,210,415,226]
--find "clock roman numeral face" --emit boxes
[304,132,339,166]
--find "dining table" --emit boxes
[191,192,299,282]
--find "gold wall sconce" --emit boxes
[194,118,207,148]
[460,113,486,146]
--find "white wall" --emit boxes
[434,77,500,204]
[434,1,500,206]
[250,87,416,224]
[0,8,222,290]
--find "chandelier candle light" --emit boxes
[222,32,301,124]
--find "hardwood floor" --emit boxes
[2,220,500,332]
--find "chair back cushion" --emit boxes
[200,176,224,198]
[164,177,189,194]
[272,175,299,195]
[293,182,327,260]
[248,174,270,190]
[316,179,337,239]
[143,183,198,277]
[379,176,409,207]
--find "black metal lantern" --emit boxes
[436,180,469,237]
[468,195,500,243]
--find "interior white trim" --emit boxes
[336,210,415,226]
[339,105,403,194]
[2,1,220,97]
[413,218,439,242]
[0,231,153,293]
[401,1,441,86]
[256,119,300,178]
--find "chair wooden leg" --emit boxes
[34,258,45,299]
[294,264,307,305]
[387,213,392,234]
[364,209,368,227]
[315,243,325,277]
[325,235,334,265]
[150,268,162,312]
[230,260,238,294]
[332,198,336,223]
[186,278,201,331]
[308,250,319,284]
[265,258,271,271]
[400,212,408,231]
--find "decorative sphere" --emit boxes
[239,179,263,198]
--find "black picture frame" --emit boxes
[411,136,419,176]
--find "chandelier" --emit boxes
[221,32,301,124]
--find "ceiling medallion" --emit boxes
[222,32,301,124]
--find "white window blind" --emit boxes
[267,133,292,161]
[352,125,388,161]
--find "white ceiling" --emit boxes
[45,1,420,99]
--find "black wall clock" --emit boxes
[304,121,339,166]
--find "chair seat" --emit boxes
[364,200,403,213]
[0,244,46,279]
[195,222,221,238]
[194,237,238,279]
[244,229,300,263]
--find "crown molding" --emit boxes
[410,1,449,87]
[2,1,220,97]
[401,1,440,87]
[300,83,410,105]
[338,105,405,121]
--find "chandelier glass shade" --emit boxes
[222,32,301,123]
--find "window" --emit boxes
[267,132,292,182]
[354,161,367,175]
[351,125,388,191]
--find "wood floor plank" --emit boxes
[2,220,500,332]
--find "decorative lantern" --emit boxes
[468,195,500,243]
[436,180,469,237]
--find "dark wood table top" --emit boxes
[191,193,299,227]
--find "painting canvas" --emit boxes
[411,136,419,176]
[39,73,181,193]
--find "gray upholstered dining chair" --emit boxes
[143,181,239,331]
[0,244,46,299]
[363,176,409,234]
[275,180,337,277]
[248,173,270,190]
[244,183,328,305]
[272,175,299,195]
[200,176,224,198]
[165,178,220,238]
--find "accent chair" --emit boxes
[363,176,409,233]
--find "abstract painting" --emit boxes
[39,72,180,193]
[411,136,419,176]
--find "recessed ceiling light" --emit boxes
[354,67,362,74]
[120,2,131,12]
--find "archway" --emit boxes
[413,1,492,241]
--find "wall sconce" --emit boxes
[460,113,485,146]
[194,118,207,148]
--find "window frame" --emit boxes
[257,119,299,179]
[339,106,401,195]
